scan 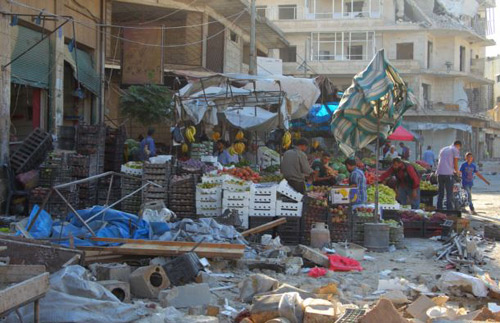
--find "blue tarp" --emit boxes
[307,102,339,124]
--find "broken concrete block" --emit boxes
[206,305,220,317]
[239,274,279,303]
[97,280,131,303]
[129,265,170,299]
[380,290,409,305]
[251,294,283,323]
[93,263,131,282]
[298,245,329,267]
[284,257,303,275]
[359,298,409,323]
[406,295,435,322]
[303,298,337,323]
[183,315,218,323]
[159,283,211,308]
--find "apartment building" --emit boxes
[256,0,496,159]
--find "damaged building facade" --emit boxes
[257,0,496,159]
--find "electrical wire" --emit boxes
[137,0,199,25]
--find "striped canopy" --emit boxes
[331,50,417,156]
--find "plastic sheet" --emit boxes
[308,267,327,278]
[4,266,153,322]
[328,254,363,272]
[18,205,53,238]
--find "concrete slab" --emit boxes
[159,283,211,308]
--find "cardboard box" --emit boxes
[329,187,358,204]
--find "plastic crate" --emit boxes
[277,180,303,202]
[249,209,276,217]
[251,183,278,196]
[223,191,250,201]
[222,180,252,192]
[423,221,443,238]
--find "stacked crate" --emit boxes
[97,176,121,207]
[350,214,375,245]
[10,128,53,174]
[104,126,126,172]
[301,197,328,245]
[190,142,214,160]
[222,180,252,228]
[196,184,222,217]
[249,183,277,217]
[328,206,351,242]
[30,152,77,218]
[142,161,172,204]
[169,175,197,219]
[120,174,142,214]
[248,216,302,245]
[74,124,106,209]
[276,180,303,217]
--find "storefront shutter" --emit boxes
[10,25,50,89]
[64,46,101,95]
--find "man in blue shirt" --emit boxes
[460,152,489,214]
[423,146,435,168]
[140,128,156,161]
[345,158,367,205]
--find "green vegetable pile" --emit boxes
[367,184,397,204]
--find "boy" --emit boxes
[460,152,490,215]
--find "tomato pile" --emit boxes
[219,167,261,182]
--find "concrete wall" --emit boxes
[224,30,243,73]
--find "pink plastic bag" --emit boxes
[328,254,363,272]
[308,267,327,278]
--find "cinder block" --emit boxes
[97,280,131,303]
[94,263,131,282]
[159,283,211,308]
[298,245,329,267]
[303,298,337,323]
[129,265,170,299]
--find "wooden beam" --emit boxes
[0,265,47,284]
[89,237,245,249]
[0,273,49,317]
[241,217,287,237]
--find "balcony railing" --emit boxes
[264,5,382,21]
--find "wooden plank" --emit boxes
[0,273,49,316]
[241,217,287,237]
[79,243,244,259]
[89,237,246,250]
[0,236,85,273]
[0,265,47,284]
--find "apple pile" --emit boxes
[330,205,349,223]
[355,206,375,218]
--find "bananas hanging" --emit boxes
[185,126,196,143]
[212,132,221,141]
[228,145,237,156]
[235,130,245,141]
[282,131,292,150]
[181,143,189,153]
[233,142,245,155]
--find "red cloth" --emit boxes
[328,255,363,272]
[379,163,420,189]
[308,267,327,277]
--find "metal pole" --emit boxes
[105,174,114,206]
[374,111,380,222]
[249,0,257,75]
[53,189,97,236]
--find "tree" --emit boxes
[120,84,173,125]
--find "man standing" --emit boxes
[382,141,392,156]
[460,152,490,215]
[423,146,435,168]
[345,158,367,205]
[436,140,462,210]
[379,158,421,209]
[281,138,313,194]
[140,127,157,161]
[312,152,338,186]
[399,142,410,160]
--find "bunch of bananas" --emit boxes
[312,140,320,149]
[181,143,189,153]
[228,145,237,155]
[212,132,221,141]
[235,130,245,141]
[233,142,245,155]
[282,131,292,150]
[185,126,196,143]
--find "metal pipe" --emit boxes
[105,174,114,206]
[83,183,151,224]
[53,188,96,236]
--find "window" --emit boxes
[460,46,466,72]
[230,31,238,43]
[427,41,433,69]
[278,5,297,20]
[422,83,431,109]
[256,6,267,18]
[311,32,375,61]
[396,43,414,60]
[497,75,500,83]
[279,46,297,63]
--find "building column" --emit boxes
[202,13,208,68]
[0,0,12,163]
[50,5,65,138]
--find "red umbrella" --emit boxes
[387,126,415,141]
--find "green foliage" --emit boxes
[120,84,173,125]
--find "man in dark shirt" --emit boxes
[312,152,338,186]
[281,138,313,194]
[379,158,420,209]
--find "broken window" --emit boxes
[427,41,433,69]
[460,46,466,72]
[280,46,297,63]
[256,6,267,18]
[422,83,431,109]
[396,43,414,60]
[278,5,297,20]
[311,31,374,61]
[496,75,500,83]
[230,31,238,43]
